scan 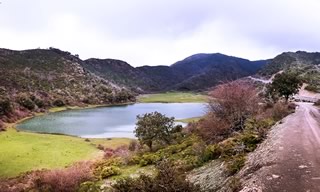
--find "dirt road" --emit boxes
[241,103,320,192]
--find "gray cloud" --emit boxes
[0,0,320,66]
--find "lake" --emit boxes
[17,103,206,138]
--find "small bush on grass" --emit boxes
[225,154,246,176]
[100,166,121,179]
[128,140,140,152]
[78,181,100,192]
[112,160,201,192]
[93,157,124,178]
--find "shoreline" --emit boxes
[7,101,136,137]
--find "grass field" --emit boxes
[0,126,131,178]
[176,117,202,123]
[138,92,207,103]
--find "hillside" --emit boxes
[84,53,267,92]
[260,51,320,92]
[82,59,157,92]
[0,48,134,124]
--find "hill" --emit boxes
[83,53,267,92]
[0,48,134,124]
[260,51,320,92]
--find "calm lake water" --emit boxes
[17,103,206,138]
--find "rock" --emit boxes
[272,174,280,179]
[240,186,262,192]
[298,165,308,169]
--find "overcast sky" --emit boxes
[1,0,320,66]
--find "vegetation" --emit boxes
[209,81,260,131]
[84,53,266,92]
[266,72,302,101]
[135,112,182,151]
[31,162,93,192]
[138,92,207,103]
[176,117,202,123]
[0,48,135,129]
[112,160,200,192]
[0,126,130,178]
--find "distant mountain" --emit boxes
[168,53,267,91]
[83,53,267,92]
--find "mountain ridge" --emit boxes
[82,52,268,92]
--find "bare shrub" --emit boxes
[104,145,131,163]
[270,102,291,121]
[196,113,231,143]
[209,81,260,130]
[32,162,93,192]
[128,140,140,152]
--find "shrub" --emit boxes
[93,157,124,177]
[0,96,12,116]
[0,120,5,131]
[196,113,231,143]
[139,153,161,166]
[32,162,93,192]
[128,140,140,152]
[245,118,275,139]
[209,81,260,130]
[97,144,104,150]
[104,148,115,158]
[112,160,201,192]
[33,97,45,108]
[305,84,319,92]
[100,166,121,179]
[271,102,291,121]
[17,93,35,110]
[225,154,246,175]
[78,181,100,192]
[103,146,131,164]
[53,99,65,107]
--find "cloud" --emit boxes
[0,0,320,66]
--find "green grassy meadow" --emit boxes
[138,92,207,103]
[0,126,131,178]
[176,117,202,123]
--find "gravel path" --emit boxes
[240,103,320,192]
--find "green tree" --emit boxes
[267,72,302,102]
[0,96,12,116]
[134,112,181,151]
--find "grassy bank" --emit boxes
[0,124,131,178]
[176,117,202,123]
[138,92,207,103]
